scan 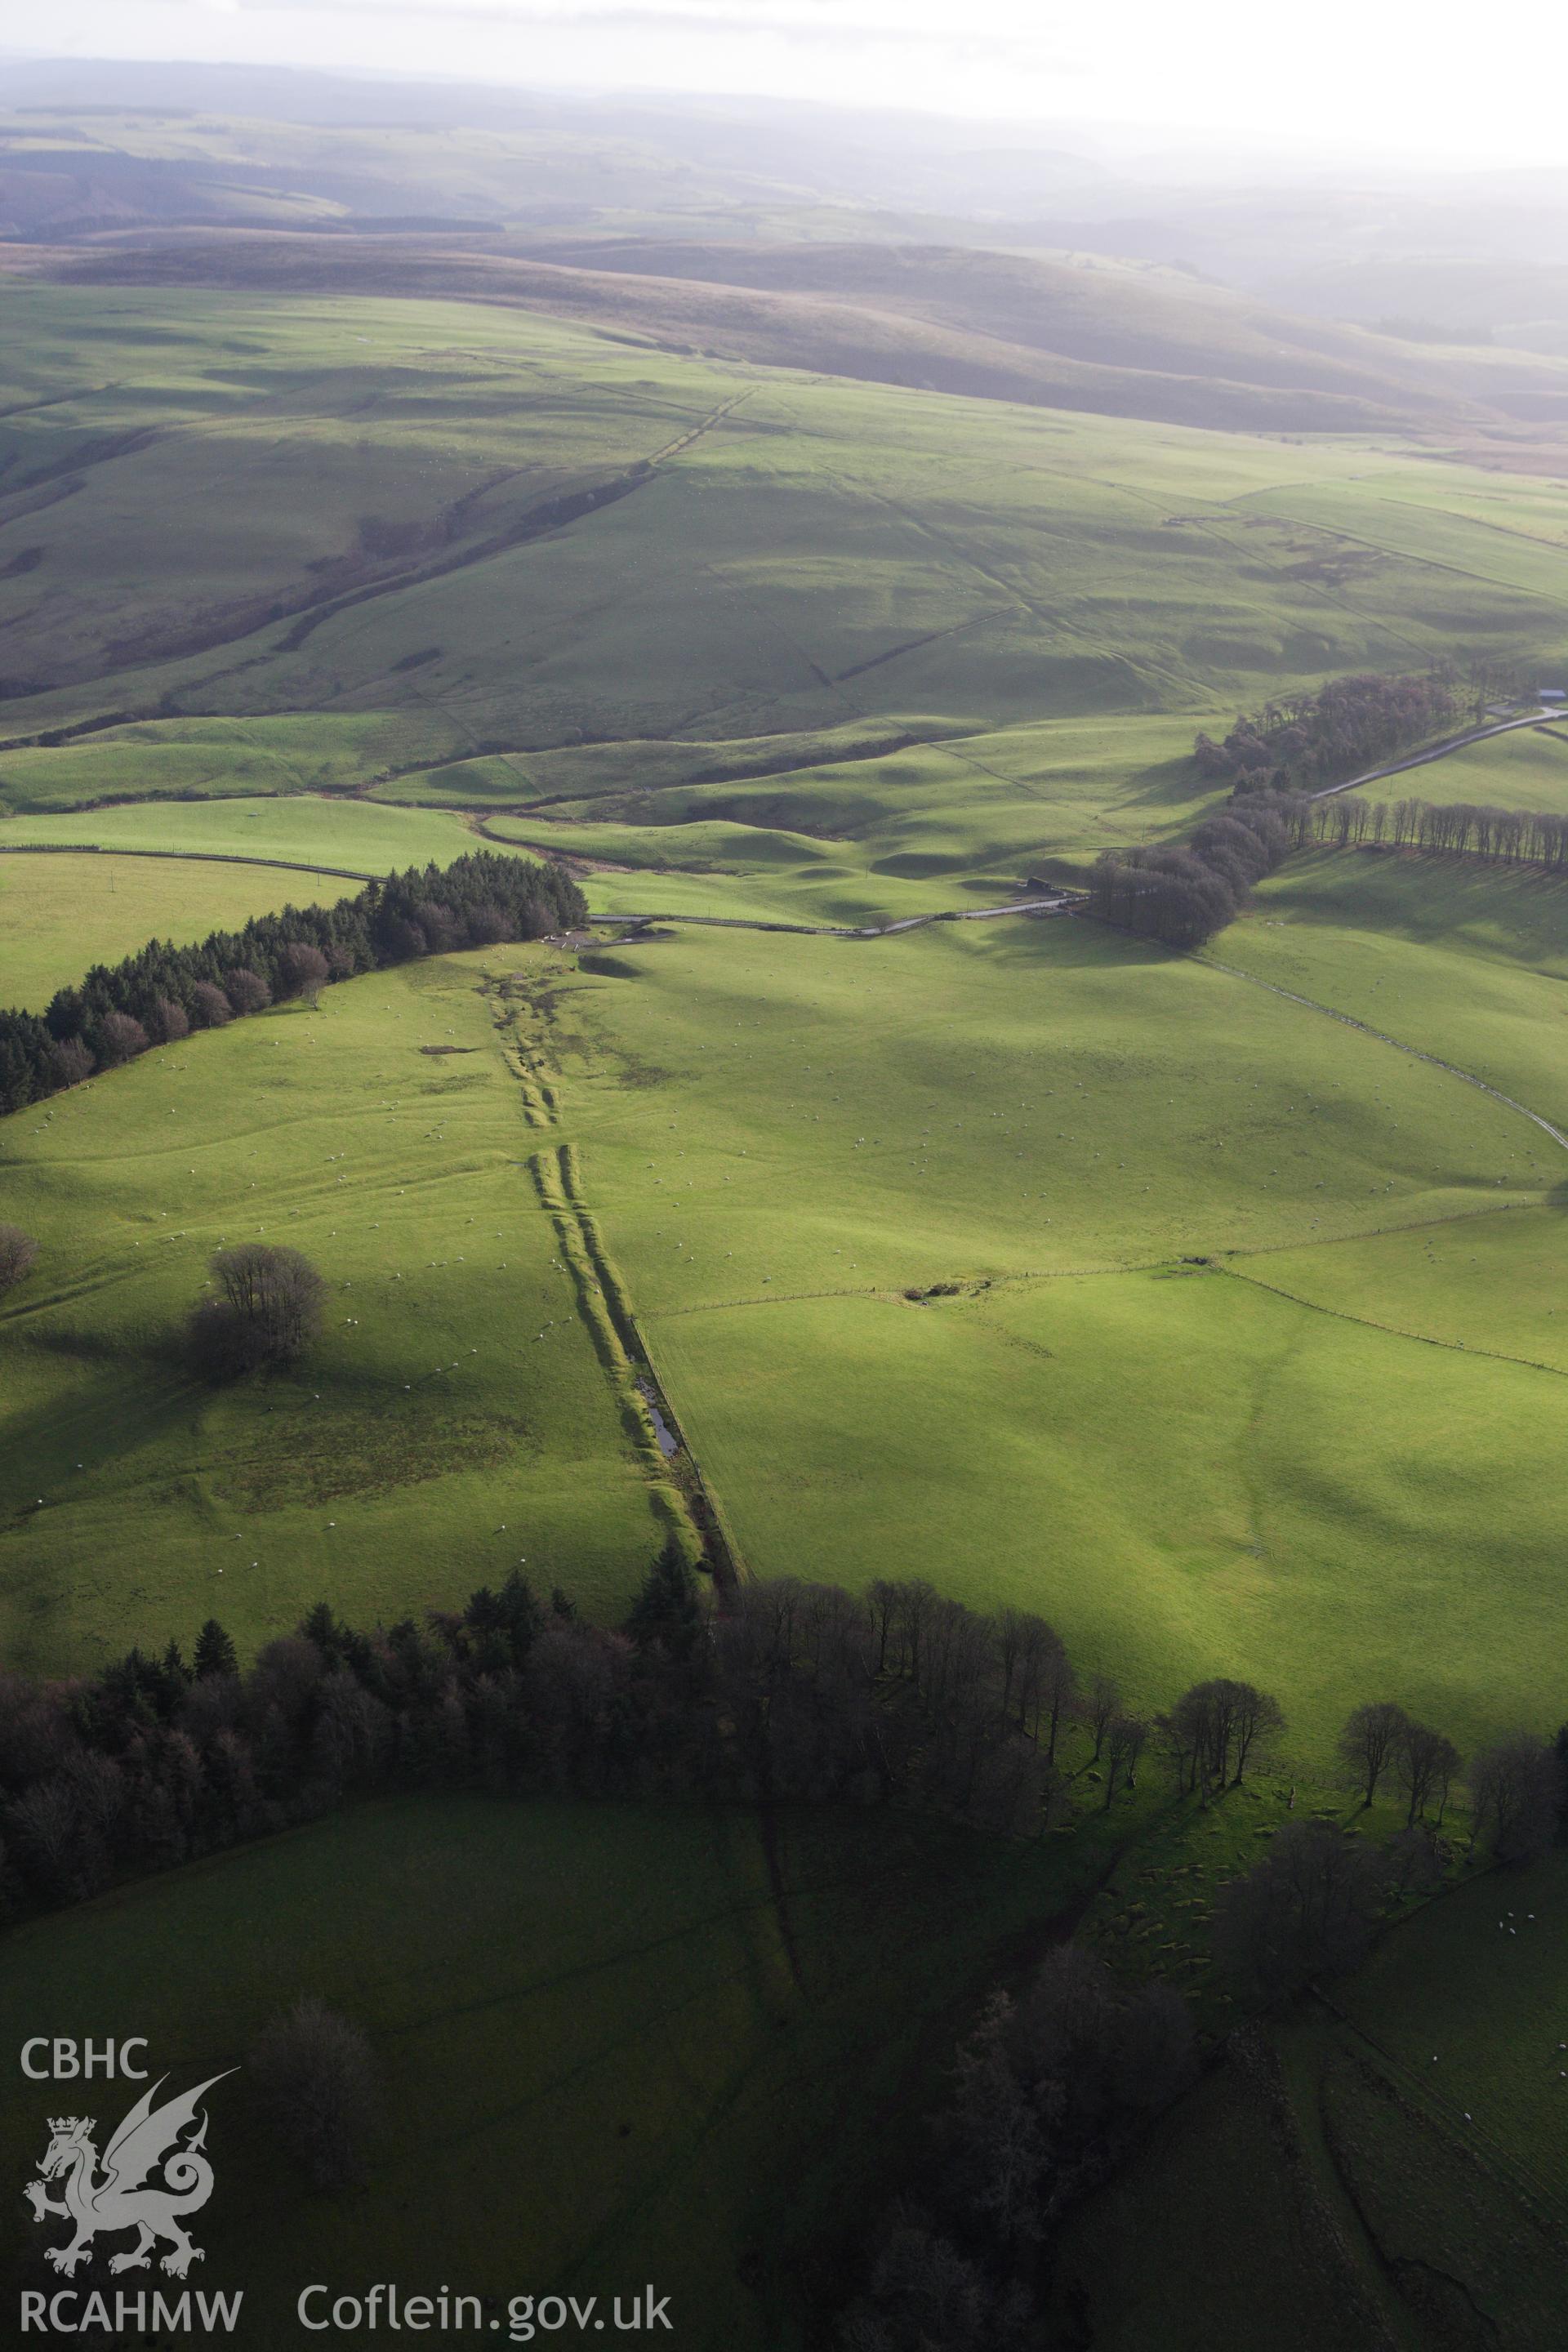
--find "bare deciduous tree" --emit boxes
[1338,1700,1410,1808]
[1168,1677,1284,1795]
[1397,1720,1461,1828]
[97,1010,149,1067]
[224,968,271,1017]
[1214,1820,1383,1999]
[250,1997,376,2189]
[1081,1673,1120,1763]
[277,944,330,1007]
[47,1037,95,1086]
[147,996,190,1043]
[213,1244,324,1355]
[0,1223,38,1296]
[1468,1734,1562,1862]
[189,982,232,1028]
[1103,1714,1147,1806]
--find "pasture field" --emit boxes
[496,911,1568,1757]
[555,915,1546,1308]
[0,714,425,817]
[0,793,483,875]
[1058,1851,1568,2349]
[0,1792,1092,2350]
[1352,718,1568,814]
[1227,852,1568,1129]
[640,1268,1567,1755]
[0,850,345,1009]
[1341,1848,1568,2199]
[0,947,668,1673]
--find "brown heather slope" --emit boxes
[24,226,1568,441]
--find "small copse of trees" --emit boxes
[839,1946,1196,2350]
[188,1243,327,1379]
[1085,796,1290,947]
[1214,1818,1388,2001]
[1339,1699,1459,1827]
[1195,668,1462,795]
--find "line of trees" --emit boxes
[0,850,587,1119]
[0,1570,1263,1918]
[0,1571,1073,1914]
[2,1560,1558,1935]
[1085,767,1566,954]
[1211,1699,1563,2007]
[1194,667,1463,795]
[1284,788,1568,869]
[1084,796,1291,947]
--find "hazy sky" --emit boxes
[16,0,1568,167]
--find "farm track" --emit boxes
[599,895,1076,939]
[275,386,759,657]
[0,388,760,731]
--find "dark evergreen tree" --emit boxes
[194,1619,239,1679]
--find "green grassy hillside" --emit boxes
[0,947,668,1672]
[539,913,1564,1758]
[49,226,1568,439]
[6,284,1568,780]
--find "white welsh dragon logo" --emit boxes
[24,2073,234,2279]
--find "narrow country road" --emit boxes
[599,895,1076,941]
[1309,706,1567,801]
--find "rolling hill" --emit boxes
[22,225,1568,442]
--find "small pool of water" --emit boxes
[636,1379,680,1458]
